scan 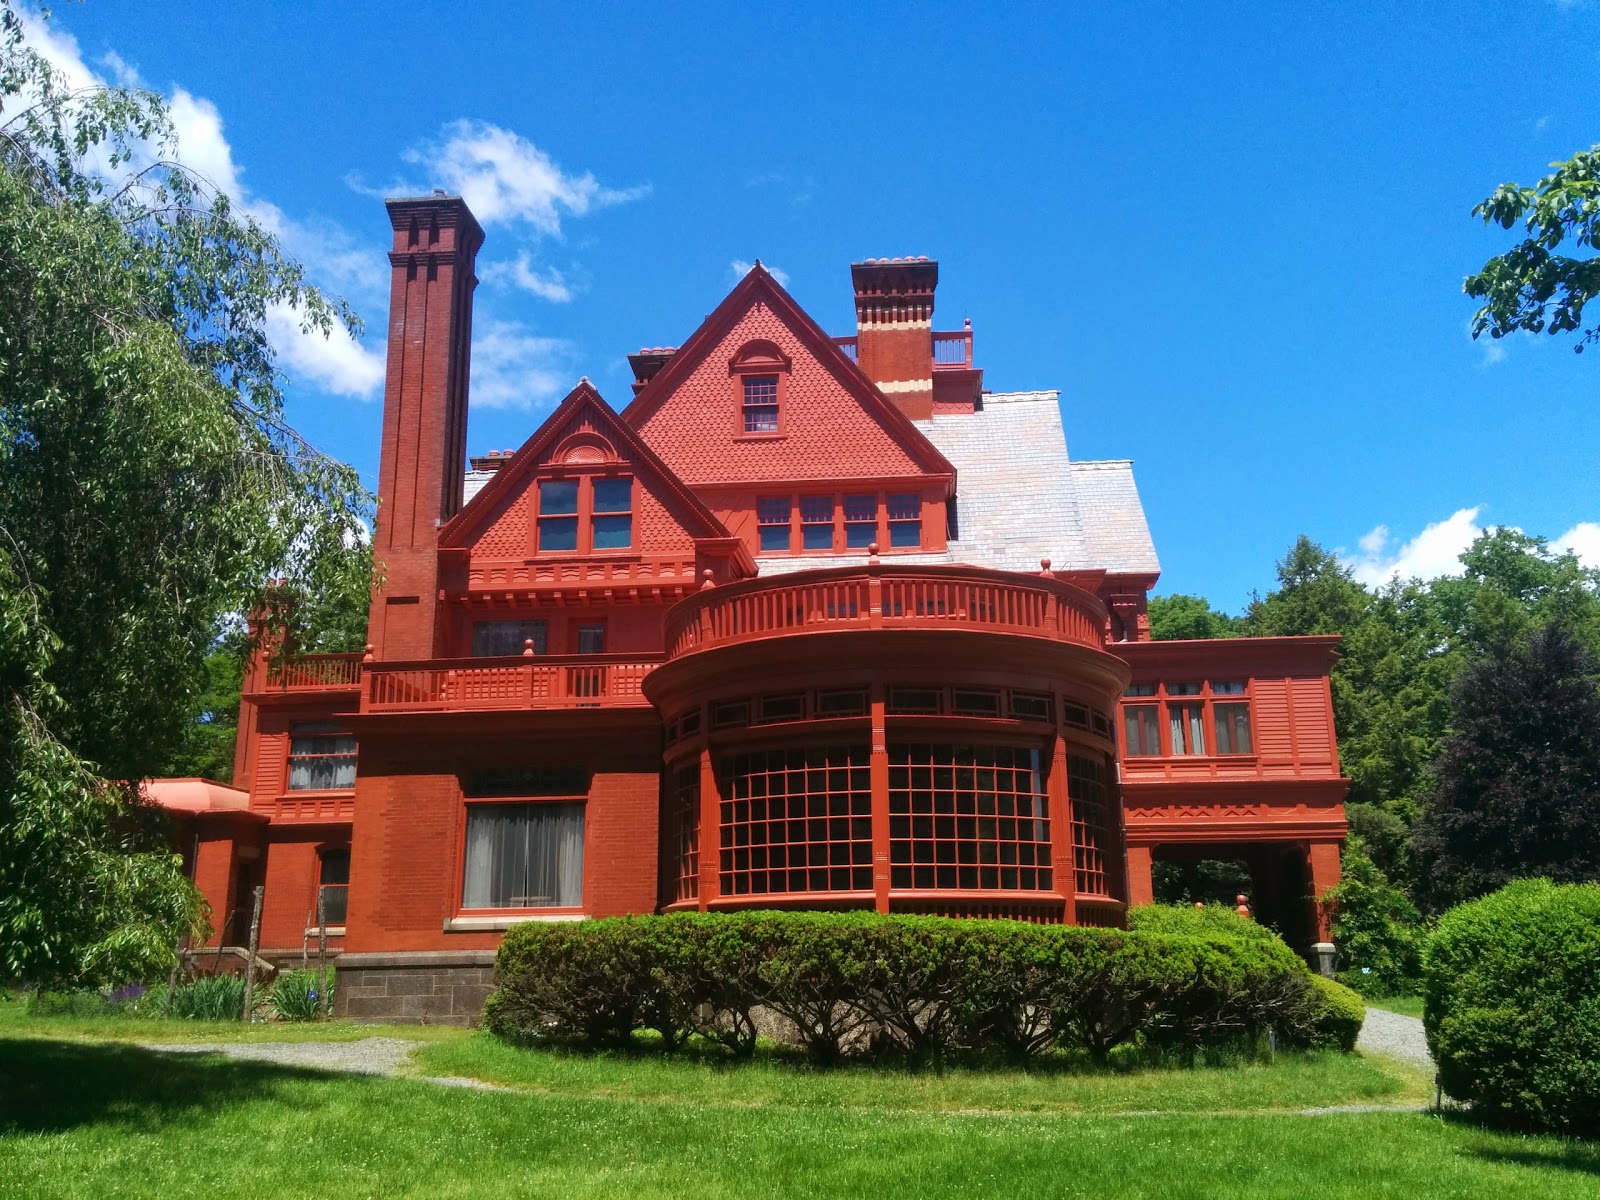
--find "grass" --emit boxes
[3,1034,1598,1199]
[412,1033,1432,1116]
[1367,995,1427,1020]
[0,992,470,1046]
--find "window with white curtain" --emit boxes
[287,724,357,790]
[461,802,585,909]
[1168,702,1207,755]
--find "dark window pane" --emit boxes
[472,620,547,657]
[592,514,631,549]
[318,848,350,886]
[593,477,632,514]
[539,479,578,515]
[889,521,921,548]
[539,516,578,552]
[577,624,606,654]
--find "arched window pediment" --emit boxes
[728,339,792,374]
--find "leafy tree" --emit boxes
[0,6,372,987]
[1465,145,1600,354]
[1415,621,1600,910]
[163,641,247,784]
[1146,593,1240,640]
[1239,535,1370,638]
[1325,835,1423,996]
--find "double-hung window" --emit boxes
[742,375,780,433]
[757,496,792,551]
[1211,681,1253,754]
[317,847,349,925]
[844,494,877,548]
[1166,682,1205,755]
[591,478,632,549]
[537,479,579,552]
[1122,684,1162,756]
[288,723,356,790]
[801,496,835,550]
[887,493,922,548]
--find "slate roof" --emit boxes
[459,389,1159,579]
[916,390,1160,576]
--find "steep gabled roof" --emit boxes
[619,263,957,488]
[439,379,732,548]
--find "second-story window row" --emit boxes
[1121,680,1253,758]
[755,490,924,554]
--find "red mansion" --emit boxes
[151,194,1349,1022]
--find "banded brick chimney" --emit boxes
[851,257,937,420]
[367,193,484,661]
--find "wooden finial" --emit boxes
[1236,894,1251,919]
[868,541,880,566]
[523,638,535,657]
[1040,558,1052,575]
[701,569,716,591]
[362,643,374,663]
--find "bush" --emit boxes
[1424,879,1600,1136]
[164,972,248,1021]
[1326,836,1424,997]
[486,911,1356,1064]
[1299,975,1366,1053]
[270,969,332,1022]
[1128,902,1282,943]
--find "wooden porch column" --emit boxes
[870,681,890,914]
[1307,839,1341,944]
[1125,843,1154,907]
[1047,730,1077,925]
[696,741,719,911]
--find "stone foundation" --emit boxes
[333,951,497,1025]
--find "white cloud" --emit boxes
[731,258,790,287]
[1552,521,1600,569]
[405,120,646,234]
[15,10,388,399]
[481,254,573,302]
[1346,507,1486,586]
[265,304,385,399]
[468,320,576,411]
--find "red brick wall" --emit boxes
[259,826,350,954]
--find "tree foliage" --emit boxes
[1465,145,1600,353]
[1147,593,1240,641]
[0,5,373,987]
[1414,622,1600,910]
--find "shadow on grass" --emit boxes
[0,1038,368,1136]
[1429,1110,1600,1174]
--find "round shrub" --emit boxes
[1425,879,1600,1136]
[1299,975,1366,1053]
[269,969,332,1022]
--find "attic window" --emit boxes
[743,375,779,433]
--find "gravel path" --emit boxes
[143,1037,418,1076]
[1357,1007,1435,1075]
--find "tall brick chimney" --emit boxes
[367,193,484,661]
[851,257,937,420]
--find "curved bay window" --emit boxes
[1068,755,1113,896]
[719,746,872,896]
[888,744,1052,892]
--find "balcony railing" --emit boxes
[250,652,364,694]
[361,654,657,713]
[664,565,1108,660]
[830,331,973,371]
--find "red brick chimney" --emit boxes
[851,257,937,420]
[367,193,484,661]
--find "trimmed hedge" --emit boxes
[486,912,1360,1063]
[1127,902,1282,943]
[1424,879,1600,1136]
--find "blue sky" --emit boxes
[23,2,1600,610]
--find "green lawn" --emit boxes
[1367,995,1427,1020]
[0,993,470,1046]
[4,1035,1598,1199]
[412,1032,1430,1116]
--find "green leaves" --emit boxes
[0,3,373,987]
[1465,145,1600,351]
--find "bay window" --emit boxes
[1120,680,1254,757]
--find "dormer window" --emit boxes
[743,375,779,433]
[729,340,791,439]
[592,478,632,549]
